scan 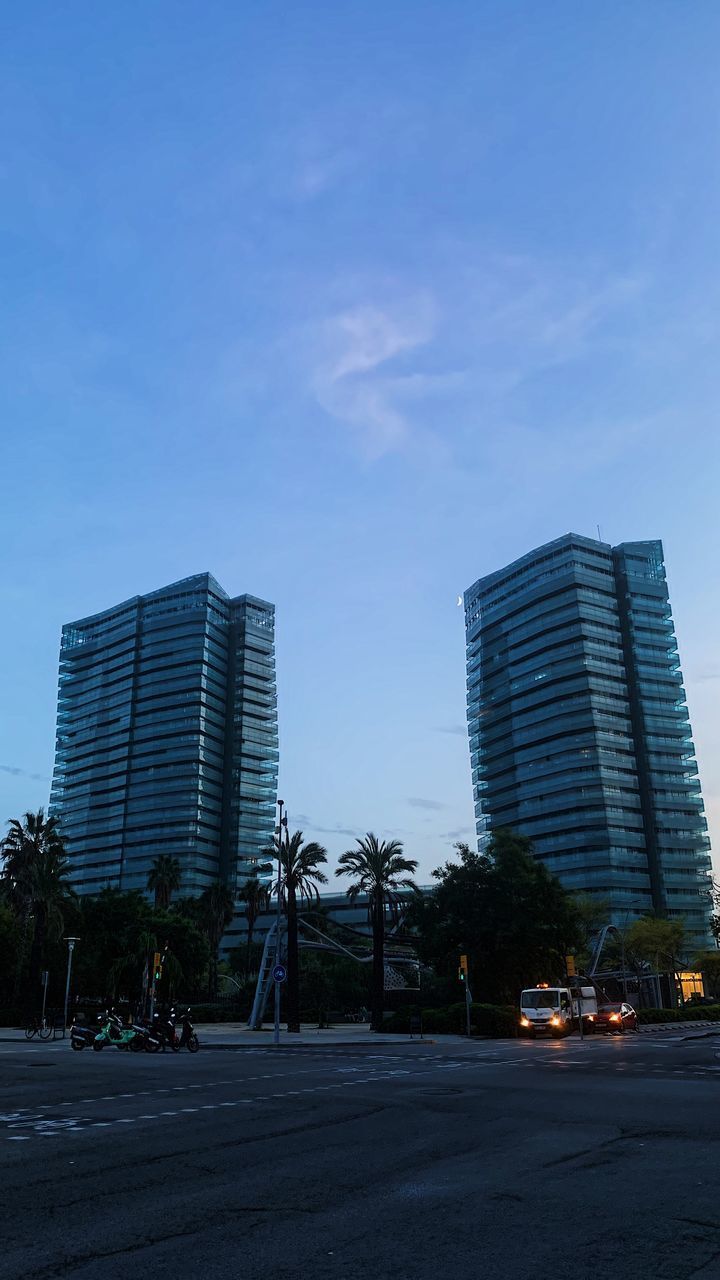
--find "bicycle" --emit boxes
[25,1015,52,1040]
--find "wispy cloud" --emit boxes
[407,797,448,812]
[299,817,359,839]
[432,724,467,737]
[305,255,646,465]
[0,764,49,782]
[312,296,436,457]
[439,827,474,841]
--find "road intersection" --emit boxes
[2,1031,720,1278]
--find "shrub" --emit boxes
[637,1005,720,1025]
[471,1003,518,1038]
[0,1008,24,1028]
[383,1002,517,1037]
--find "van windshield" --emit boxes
[521,990,561,1009]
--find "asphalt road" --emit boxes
[2,1030,720,1280]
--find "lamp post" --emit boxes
[274,799,287,1048]
[63,936,79,1030]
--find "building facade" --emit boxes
[464,535,712,945]
[50,574,278,899]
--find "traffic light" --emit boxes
[458,954,468,983]
[153,951,162,982]
[566,954,577,978]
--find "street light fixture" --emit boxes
[274,799,287,1047]
[63,936,80,1030]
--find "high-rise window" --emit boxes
[50,574,278,900]
[464,535,712,946]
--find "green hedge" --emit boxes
[637,1005,720,1024]
[186,1004,244,1023]
[384,1002,518,1038]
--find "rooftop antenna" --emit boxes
[596,524,603,543]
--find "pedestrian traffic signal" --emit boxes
[566,954,577,978]
[153,951,162,982]
[458,954,468,982]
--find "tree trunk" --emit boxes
[371,888,385,1032]
[286,885,300,1033]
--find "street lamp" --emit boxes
[274,799,287,1047]
[63,936,79,1030]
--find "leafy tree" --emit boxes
[336,833,418,1032]
[198,882,235,999]
[625,916,686,974]
[691,951,720,1001]
[0,900,21,1005]
[706,879,720,947]
[146,855,182,910]
[67,890,209,1009]
[1,810,76,992]
[267,830,328,1033]
[409,831,581,1005]
[570,894,611,971]
[238,867,272,976]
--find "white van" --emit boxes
[519,985,598,1037]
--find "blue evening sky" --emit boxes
[2,4,719,881]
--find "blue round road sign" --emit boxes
[273,964,287,983]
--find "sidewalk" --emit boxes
[0,1022,437,1048]
[194,1023,436,1047]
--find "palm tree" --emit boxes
[267,830,328,1033]
[238,868,272,976]
[199,882,235,999]
[1,809,76,991]
[147,855,182,910]
[336,833,418,1032]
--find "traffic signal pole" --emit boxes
[458,954,471,1036]
[149,947,165,1023]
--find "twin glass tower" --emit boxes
[464,535,712,946]
[50,537,712,947]
[50,574,278,899]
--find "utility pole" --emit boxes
[273,799,287,1047]
[63,937,79,1030]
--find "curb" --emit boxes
[200,1038,438,1050]
[639,1022,720,1034]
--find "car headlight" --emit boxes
[550,1015,560,1025]
[609,1013,620,1022]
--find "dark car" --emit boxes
[594,1002,638,1033]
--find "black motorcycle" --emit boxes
[175,1007,199,1053]
[129,1019,163,1053]
[152,1011,180,1053]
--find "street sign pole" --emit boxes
[41,970,49,1029]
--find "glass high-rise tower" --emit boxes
[50,574,278,899]
[464,535,712,945]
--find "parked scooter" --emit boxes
[70,1014,102,1051]
[94,1011,144,1052]
[152,1011,180,1052]
[175,1007,199,1053]
[129,1020,163,1053]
